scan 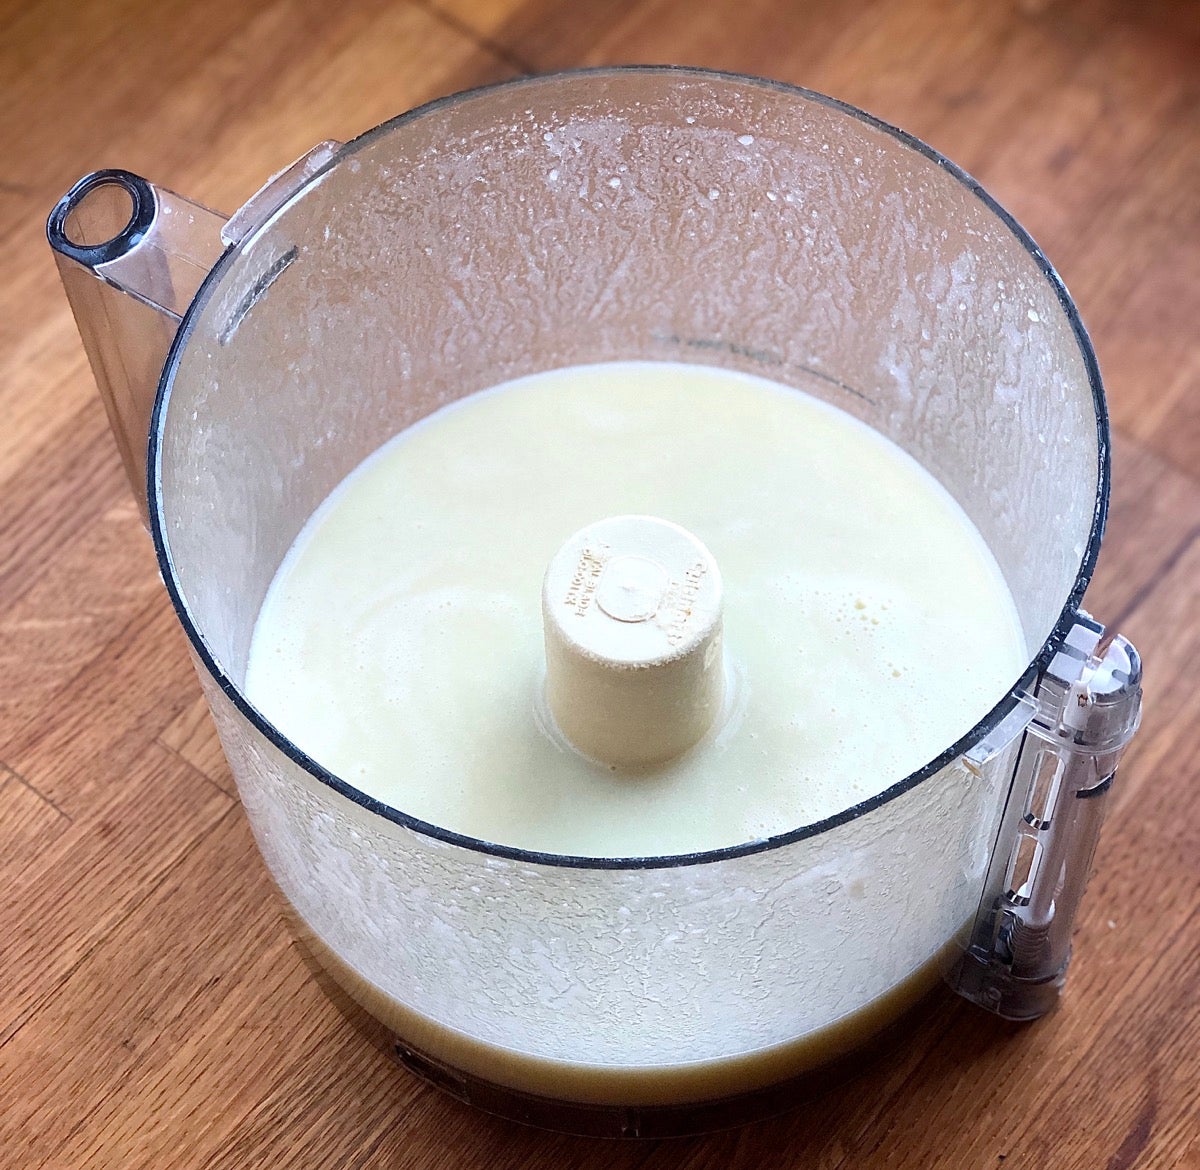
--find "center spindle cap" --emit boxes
[542,515,725,768]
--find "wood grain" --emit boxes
[2,0,1197,1167]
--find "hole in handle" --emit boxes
[47,169,156,267]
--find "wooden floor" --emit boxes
[2,0,1197,1166]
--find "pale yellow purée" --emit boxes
[246,360,1026,858]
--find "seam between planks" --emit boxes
[0,794,239,1053]
[411,0,537,75]
[0,762,73,823]
[1105,521,1200,636]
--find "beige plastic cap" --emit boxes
[542,515,724,768]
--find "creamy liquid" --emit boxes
[246,361,1027,857]
[295,913,951,1108]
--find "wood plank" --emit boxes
[158,698,234,796]
[1086,428,1200,627]
[2,807,280,1168]
[1176,1128,1200,1170]
[0,480,158,734]
[1,0,1196,1166]
[1102,532,1200,812]
[0,765,69,862]
[0,597,203,816]
[1082,136,1200,483]
[0,402,129,617]
[0,744,230,1046]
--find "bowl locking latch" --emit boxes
[950,612,1142,1020]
